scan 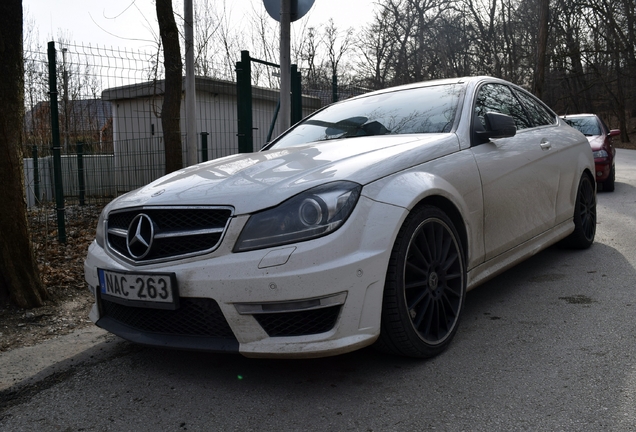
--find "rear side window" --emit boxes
[512,89,556,127]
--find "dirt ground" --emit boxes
[1,139,636,354]
[0,205,100,353]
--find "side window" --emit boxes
[513,89,556,127]
[597,116,610,134]
[474,84,532,130]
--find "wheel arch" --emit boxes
[578,167,596,198]
[362,155,483,270]
[412,195,469,266]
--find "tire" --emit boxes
[376,205,466,358]
[563,173,596,249]
[602,166,615,192]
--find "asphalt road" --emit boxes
[2,150,636,431]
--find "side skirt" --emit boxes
[466,220,574,291]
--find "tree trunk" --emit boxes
[156,0,183,174]
[0,0,48,308]
[533,0,549,98]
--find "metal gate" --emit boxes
[235,50,302,153]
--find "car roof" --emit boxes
[343,76,512,102]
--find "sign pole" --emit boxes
[264,0,314,131]
[279,0,291,131]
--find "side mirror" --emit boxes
[474,112,517,144]
[609,129,620,138]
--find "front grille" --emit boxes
[101,297,236,339]
[254,305,342,337]
[106,206,233,263]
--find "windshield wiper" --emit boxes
[305,117,391,140]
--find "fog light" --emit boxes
[597,171,603,176]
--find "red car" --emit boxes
[562,114,619,191]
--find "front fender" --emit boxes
[361,150,485,270]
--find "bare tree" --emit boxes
[193,1,222,77]
[299,26,320,86]
[356,7,397,89]
[0,0,48,307]
[323,19,355,79]
[156,0,183,174]
[533,0,549,98]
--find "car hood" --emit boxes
[111,134,459,214]
[586,135,605,151]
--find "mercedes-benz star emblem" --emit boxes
[127,214,155,259]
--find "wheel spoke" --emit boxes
[407,288,430,311]
[413,295,433,330]
[439,234,453,263]
[442,281,462,298]
[445,271,461,281]
[406,219,464,344]
[405,280,428,290]
[442,290,461,316]
[442,249,458,272]
[438,297,452,330]
[432,224,444,261]
[405,260,428,278]
[418,226,435,263]
[579,179,596,240]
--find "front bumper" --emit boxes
[594,159,612,182]
[84,196,404,358]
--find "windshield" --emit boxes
[564,116,601,136]
[268,84,463,149]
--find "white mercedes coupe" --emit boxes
[84,76,596,358]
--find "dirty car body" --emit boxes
[84,76,596,358]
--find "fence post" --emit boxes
[200,132,209,162]
[51,146,66,241]
[332,74,338,103]
[77,142,85,206]
[236,50,253,153]
[267,100,280,143]
[32,145,40,206]
[291,64,302,125]
[48,41,66,243]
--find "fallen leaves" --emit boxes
[0,204,102,352]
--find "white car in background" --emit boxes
[84,76,596,359]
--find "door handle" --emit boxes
[540,140,551,150]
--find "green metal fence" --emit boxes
[23,40,369,243]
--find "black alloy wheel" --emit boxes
[563,173,596,249]
[602,166,615,192]
[377,205,466,358]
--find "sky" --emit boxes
[23,0,377,51]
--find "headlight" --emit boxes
[593,149,608,158]
[234,181,362,252]
[95,209,107,248]
[95,200,116,248]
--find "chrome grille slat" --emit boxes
[106,206,233,264]
[108,228,127,237]
[154,227,225,238]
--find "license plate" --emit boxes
[98,269,179,310]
